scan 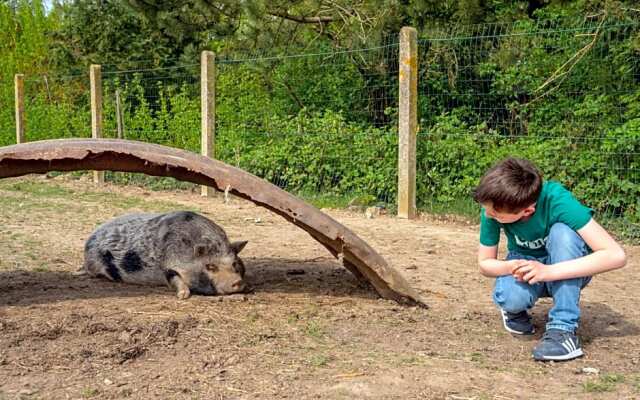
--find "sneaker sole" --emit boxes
[500,309,535,335]
[533,348,584,361]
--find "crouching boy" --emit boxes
[473,158,627,361]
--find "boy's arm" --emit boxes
[515,218,627,283]
[478,244,526,277]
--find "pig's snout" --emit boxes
[228,278,246,293]
[216,277,246,294]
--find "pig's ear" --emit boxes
[194,243,209,257]
[230,240,248,254]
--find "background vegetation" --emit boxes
[0,0,638,235]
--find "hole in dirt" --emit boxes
[245,257,375,299]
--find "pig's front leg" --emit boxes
[165,269,191,299]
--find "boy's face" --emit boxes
[482,203,536,224]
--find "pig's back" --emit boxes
[84,213,167,284]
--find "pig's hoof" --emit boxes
[176,288,191,300]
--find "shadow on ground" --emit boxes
[0,257,376,307]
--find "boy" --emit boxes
[473,157,627,361]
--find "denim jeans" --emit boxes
[492,223,592,333]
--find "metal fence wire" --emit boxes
[101,63,201,148]
[22,72,91,141]
[418,16,640,238]
[215,40,399,207]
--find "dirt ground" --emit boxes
[0,174,638,400]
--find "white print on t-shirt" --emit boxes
[514,234,548,250]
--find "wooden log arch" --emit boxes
[0,139,426,307]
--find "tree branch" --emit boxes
[268,10,336,24]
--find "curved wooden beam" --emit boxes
[0,139,426,307]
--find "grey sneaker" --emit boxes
[500,309,535,335]
[532,328,584,361]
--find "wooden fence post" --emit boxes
[115,89,124,139]
[398,27,418,219]
[15,74,25,144]
[201,51,216,197]
[90,64,104,184]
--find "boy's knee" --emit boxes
[546,223,588,261]
[548,223,578,243]
[493,278,535,312]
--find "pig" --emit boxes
[83,211,248,299]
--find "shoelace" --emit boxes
[507,311,531,324]
[541,329,572,343]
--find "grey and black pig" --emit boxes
[83,211,248,299]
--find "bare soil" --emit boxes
[0,174,639,400]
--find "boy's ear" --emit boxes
[522,203,536,216]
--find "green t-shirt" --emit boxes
[479,181,593,257]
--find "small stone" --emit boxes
[365,207,379,219]
[104,378,113,385]
[581,367,599,375]
[118,331,133,344]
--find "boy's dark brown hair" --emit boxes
[473,157,543,212]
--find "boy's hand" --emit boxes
[512,260,550,284]
[508,259,528,281]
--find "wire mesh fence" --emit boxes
[418,16,640,238]
[98,62,201,189]
[22,72,91,141]
[0,81,16,142]
[214,41,399,207]
[101,63,200,145]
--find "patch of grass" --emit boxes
[6,197,88,215]
[308,353,331,367]
[397,355,426,366]
[2,179,192,214]
[599,215,640,243]
[33,265,50,272]
[105,172,198,192]
[2,181,73,197]
[75,191,190,213]
[0,195,42,213]
[419,195,478,219]
[583,373,625,393]
[304,320,325,340]
[296,191,354,209]
[469,352,486,363]
[81,387,99,398]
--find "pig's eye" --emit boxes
[206,264,219,272]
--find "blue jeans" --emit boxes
[493,223,592,333]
